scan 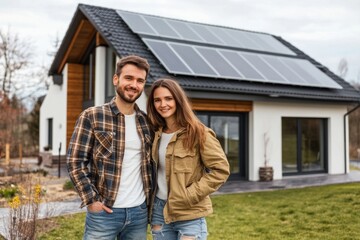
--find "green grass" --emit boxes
[36,183,360,240]
[350,164,360,171]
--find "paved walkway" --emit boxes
[216,170,360,195]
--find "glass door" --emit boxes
[197,112,247,180]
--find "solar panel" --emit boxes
[283,59,322,86]
[143,39,192,74]
[248,34,278,53]
[299,60,339,88]
[210,27,242,47]
[117,10,296,55]
[257,34,295,56]
[241,53,288,84]
[196,47,242,78]
[143,16,180,38]
[262,56,307,85]
[220,50,265,81]
[117,11,156,35]
[166,19,204,42]
[170,43,217,76]
[188,24,225,45]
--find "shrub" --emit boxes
[6,177,45,240]
[63,180,74,190]
[0,185,18,199]
[32,168,49,177]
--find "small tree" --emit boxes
[338,58,348,79]
[0,92,26,157]
[25,96,44,155]
[0,28,32,95]
[6,176,45,240]
[0,27,54,158]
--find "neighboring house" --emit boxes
[40,4,360,181]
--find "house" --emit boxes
[40,4,360,181]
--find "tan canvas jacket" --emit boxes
[151,127,230,224]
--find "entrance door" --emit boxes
[47,118,53,150]
[196,112,247,180]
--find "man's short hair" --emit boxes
[115,55,150,78]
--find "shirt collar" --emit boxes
[109,97,141,116]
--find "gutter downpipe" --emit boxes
[344,103,360,174]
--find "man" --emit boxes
[67,55,152,239]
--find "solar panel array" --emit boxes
[143,39,341,89]
[117,10,295,56]
[116,10,342,90]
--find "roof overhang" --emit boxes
[49,8,97,75]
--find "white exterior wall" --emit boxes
[249,101,348,181]
[95,46,106,106]
[136,91,148,112]
[39,64,68,155]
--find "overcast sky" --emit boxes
[1,0,359,83]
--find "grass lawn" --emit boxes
[350,164,360,171]
[35,183,360,240]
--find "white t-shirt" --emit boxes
[113,113,145,208]
[156,132,175,200]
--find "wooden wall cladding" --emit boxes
[66,63,84,148]
[191,99,252,112]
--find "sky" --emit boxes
[1,0,359,83]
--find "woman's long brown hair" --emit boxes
[146,78,205,150]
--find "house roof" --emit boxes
[49,4,360,103]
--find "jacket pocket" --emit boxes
[94,131,113,159]
[173,151,196,173]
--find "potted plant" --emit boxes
[259,132,273,181]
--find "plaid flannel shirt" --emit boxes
[67,97,153,208]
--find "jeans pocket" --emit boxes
[139,201,147,210]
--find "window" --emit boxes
[282,118,327,175]
[83,51,96,108]
[105,49,117,101]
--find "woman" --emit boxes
[147,78,230,240]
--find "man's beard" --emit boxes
[116,86,141,104]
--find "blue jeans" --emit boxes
[84,201,148,240]
[151,197,207,240]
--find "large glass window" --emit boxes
[105,49,117,100]
[196,112,247,180]
[282,118,297,173]
[282,118,327,175]
[83,51,96,108]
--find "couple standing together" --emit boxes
[67,55,230,240]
